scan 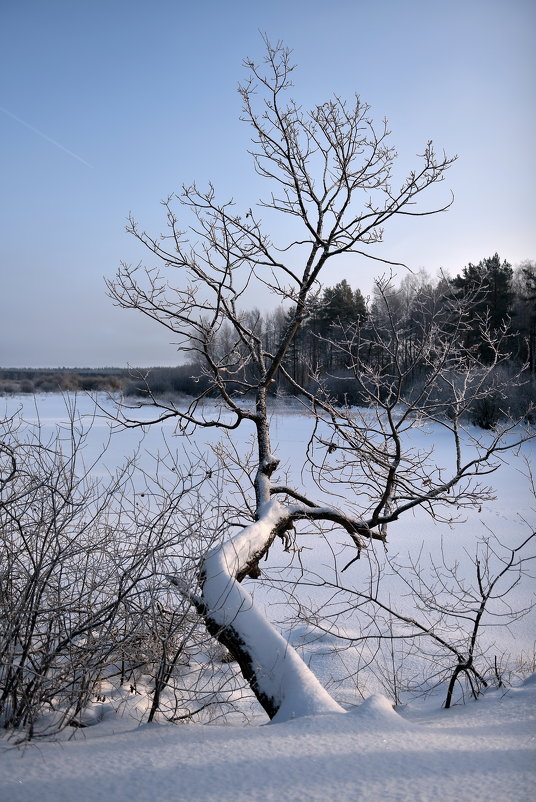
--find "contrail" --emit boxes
[0,104,93,168]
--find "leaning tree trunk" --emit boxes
[195,498,344,722]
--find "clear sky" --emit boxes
[1,0,534,368]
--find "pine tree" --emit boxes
[451,253,513,357]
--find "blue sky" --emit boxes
[1,0,534,367]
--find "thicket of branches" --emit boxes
[0,406,256,739]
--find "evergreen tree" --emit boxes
[312,280,366,370]
[317,279,366,331]
[451,253,513,357]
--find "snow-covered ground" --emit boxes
[1,679,535,802]
[1,393,535,800]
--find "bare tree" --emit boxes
[108,41,532,721]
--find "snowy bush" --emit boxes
[0,405,251,738]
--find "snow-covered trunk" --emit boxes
[198,388,343,722]
[198,500,344,721]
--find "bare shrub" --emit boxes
[0,403,244,738]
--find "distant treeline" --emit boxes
[2,255,535,426]
[0,365,208,398]
[0,367,130,395]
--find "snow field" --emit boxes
[1,679,535,802]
